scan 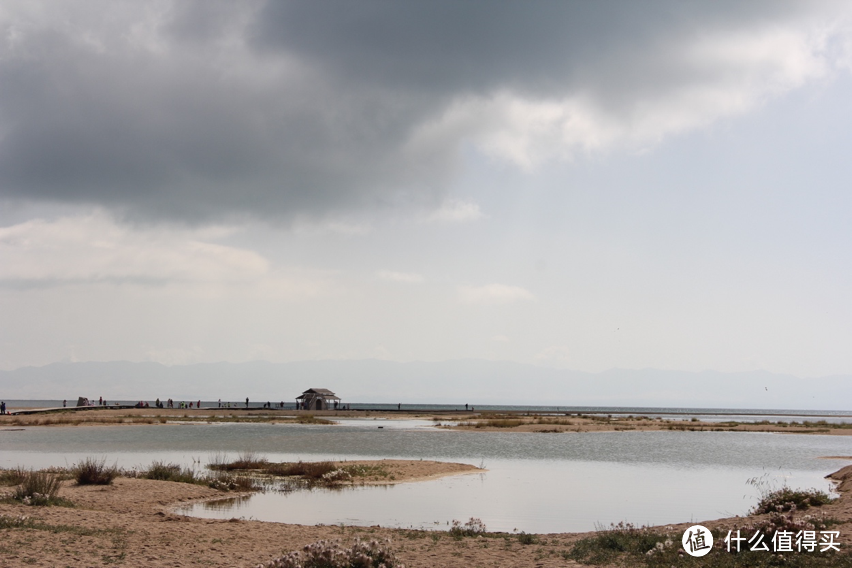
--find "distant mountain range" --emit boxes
[0,360,849,411]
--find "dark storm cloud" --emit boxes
[253,1,700,96]
[250,0,824,116]
[0,0,834,222]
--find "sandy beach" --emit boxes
[1,458,851,567]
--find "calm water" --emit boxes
[1,419,850,532]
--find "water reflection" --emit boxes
[200,494,252,511]
[177,459,839,533]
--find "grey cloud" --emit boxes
[0,3,455,222]
[0,0,839,222]
[251,1,813,104]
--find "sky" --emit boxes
[1,1,852,377]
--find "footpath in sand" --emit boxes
[2,460,852,567]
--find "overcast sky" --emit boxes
[2,1,852,377]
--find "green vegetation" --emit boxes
[752,487,833,515]
[261,538,403,568]
[0,514,31,529]
[567,522,852,567]
[568,522,670,565]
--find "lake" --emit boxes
[2,418,850,533]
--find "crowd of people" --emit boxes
[0,398,356,414]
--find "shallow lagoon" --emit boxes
[2,420,850,532]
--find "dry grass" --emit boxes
[10,469,66,506]
[0,466,28,486]
[144,461,203,484]
[0,414,156,426]
[266,461,337,479]
[458,419,524,428]
[291,414,335,425]
[72,457,119,485]
[208,451,269,471]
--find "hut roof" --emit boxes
[297,388,340,400]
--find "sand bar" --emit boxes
[2,406,851,435]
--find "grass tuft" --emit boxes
[208,451,268,471]
[144,461,201,484]
[449,517,487,539]
[0,466,28,486]
[72,457,119,485]
[12,469,66,506]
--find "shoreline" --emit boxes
[3,407,851,435]
[1,459,851,567]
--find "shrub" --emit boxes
[72,457,118,485]
[0,466,28,486]
[144,461,200,484]
[320,468,352,485]
[568,523,672,565]
[751,487,833,515]
[13,470,63,506]
[208,472,259,492]
[261,538,403,568]
[449,517,487,539]
[517,531,539,545]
